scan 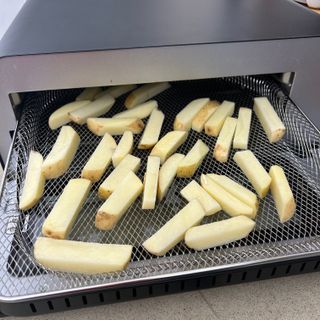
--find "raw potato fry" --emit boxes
[150,131,188,164]
[69,94,115,125]
[233,150,271,199]
[42,126,80,179]
[213,117,237,163]
[269,165,296,223]
[98,154,141,199]
[158,153,185,201]
[205,100,235,137]
[192,100,220,132]
[112,131,133,167]
[42,179,91,239]
[207,174,258,218]
[125,82,170,109]
[81,133,117,182]
[201,175,254,218]
[34,237,132,274]
[87,117,144,136]
[138,108,165,149]
[233,107,252,149]
[96,171,143,230]
[254,97,286,143]
[142,156,161,209]
[185,216,255,250]
[49,100,90,130]
[143,200,205,256]
[19,151,45,211]
[113,100,158,119]
[95,84,137,99]
[177,139,209,177]
[75,87,102,101]
[180,180,221,216]
[174,98,209,131]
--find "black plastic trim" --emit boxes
[0,155,4,170]
[1,255,320,317]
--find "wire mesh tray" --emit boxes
[0,76,320,299]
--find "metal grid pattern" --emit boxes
[0,76,320,299]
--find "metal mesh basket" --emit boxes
[0,76,319,299]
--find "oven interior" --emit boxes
[0,74,319,299]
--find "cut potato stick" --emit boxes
[233,150,271,198]
[201,175,254,218]
[207,174,258,218]
[233,107,252,149]
[185,216,255,250]
[95,84,137,99]
[81,133,117,182]
[42,126,80,179]
[96,171,143,230]
[174,98,209,131]
[113,100,158,119]
[112,131,133,167]
[150,131,188,164]
[180,180,221,216]
[69,94,115,125]
[87,117,144,136]
[205,100,235,137]
[142,156,161,209]
[177,139,209,177]
[49,100,90,130]
[75,87,102,101]
[34,237,132,274]
[138,109,165,150]
[143,200,205,256]
[158,153,185,201]
[42,179,91,239]
[19,151,45,211]
[269,165,296,223]
[192,100,220,132]
[125,82,170,109]
[98,154,141,199]
[254,97,286,143]
[213,117,237,163]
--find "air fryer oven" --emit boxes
[0,0,320,316]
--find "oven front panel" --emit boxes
[1,38,320,163]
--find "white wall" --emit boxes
[0,0,26,40]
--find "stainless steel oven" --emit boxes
[0,0,320,316]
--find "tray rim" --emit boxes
[0,246,320,303]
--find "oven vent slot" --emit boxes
[12,259,318,316]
